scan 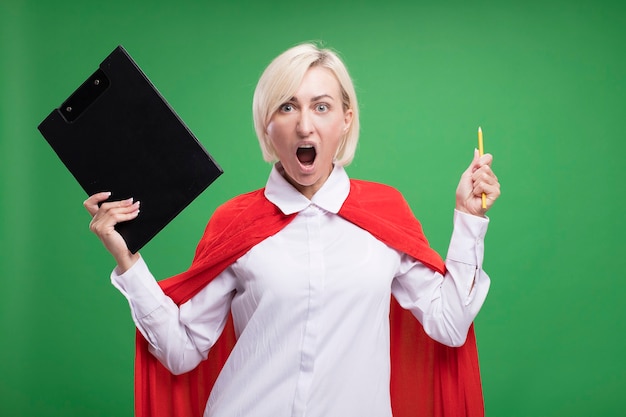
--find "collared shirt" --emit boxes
[112,165,490,417]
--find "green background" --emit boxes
[1,0,624,416]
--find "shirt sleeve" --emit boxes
[391,209,491,347]
[111,257,237,375]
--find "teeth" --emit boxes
[299,144,313,148]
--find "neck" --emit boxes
[275,163,334,200]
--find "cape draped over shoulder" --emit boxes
[134,179,484,417]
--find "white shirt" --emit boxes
[112,165,490,417]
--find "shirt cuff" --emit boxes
[110,257,166,318]
[446,209,489,267]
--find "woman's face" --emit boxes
[266,66,353,199]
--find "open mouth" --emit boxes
[296,145,316,166]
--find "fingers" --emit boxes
[472,164,496,185]
[463,150,492,180]
[471,163,501,205]
[89,199,140,265]
[83,191,112,216]
[470,151,497,193]
[89,198,140,234]
[83,193,141,266]
[471,151,493,171]
[456,150,500,216]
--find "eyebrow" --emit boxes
[289,94,335,103]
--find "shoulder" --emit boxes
[350,179,404,200]
[213,189,266,218]
[191,188,273,260]
[191,187,294,263]
[349,178,401,194]
[347,179,410,208]
[342,178,416,226]
[206,188,270,232]
[203,187,292,240]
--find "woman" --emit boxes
[85,43,500,417]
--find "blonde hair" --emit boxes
[252,43,360,166]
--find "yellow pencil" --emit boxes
[478,127,487,209]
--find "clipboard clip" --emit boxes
[60,68,110,123]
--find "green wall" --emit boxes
[1,0,624,416]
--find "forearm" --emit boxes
[393,210,491,347]
[111,258,222,374]
[429,257,490,346]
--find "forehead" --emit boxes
[292,66,341,99]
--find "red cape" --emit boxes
[134,179,484,416]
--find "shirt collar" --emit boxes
[264,164,350,215]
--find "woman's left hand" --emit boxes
[455,149,501,217]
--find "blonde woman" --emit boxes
[85,43,500,417]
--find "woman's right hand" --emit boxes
[84,192,141,272]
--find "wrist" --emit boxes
[115,251,141,274]
[455,205,487,218]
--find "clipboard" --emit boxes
[38,45,223,253]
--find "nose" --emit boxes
[296,109,313,137]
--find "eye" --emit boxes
[279,103,295,112]
[315,103,329,112]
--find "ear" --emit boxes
[343,108,354,132]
